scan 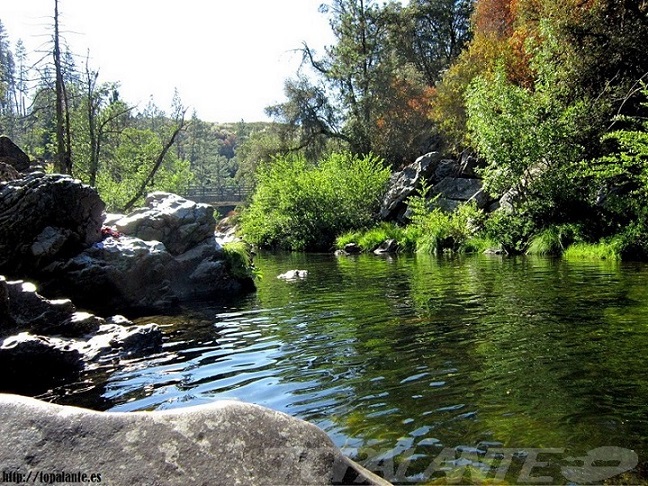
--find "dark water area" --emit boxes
[45,252,648,484]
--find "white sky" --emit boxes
[1,0,335,123]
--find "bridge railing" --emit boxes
[183,183,252,205]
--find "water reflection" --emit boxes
[49,253,648,483]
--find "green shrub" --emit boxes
[462,236,500,254]
[526,224,581,256]
[222,241,258,279]
[240,152,390,251]
[484,210,536,254]
[335,222,406,252]
[407,186,484,254]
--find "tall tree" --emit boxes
[270,0,447,166]
[53,0,72,174]
[390,0,473,86]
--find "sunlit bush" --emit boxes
[240,152,390,251]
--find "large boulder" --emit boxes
[379,152,443,222]
[36,192,255,314]
[0,395,390,486]
[0,173,105,275]
[0,136,30,172]
[40,234,252,314]
[379,152,469,222]
[113,192,216,255]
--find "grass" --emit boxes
[526,225,581,256]
[462,236,501,254]
[562,240,621,260]
[222,241,258,279]
[335,222,407,252]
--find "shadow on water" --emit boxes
[45,252,648,484]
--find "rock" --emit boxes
[344,243,362,254]
[0,277,90,338]
[0,275,163,393]
[0,395,390,486]
[373,239,399,254]
[0,173,105,275]
[40,236,178,313]
[0,136,30,172]
[483,248,506,255]
[379,152,444,221]
[40,234,252,314]
[113,192,216,256]
[277,269,308,280]
[431,177,485,204]
[0,162,21,183]
[80,322,163,361]
[0,334,84,393]
[458,152,480,178]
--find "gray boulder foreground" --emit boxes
[0,394,390,486]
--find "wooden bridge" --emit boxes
[182,184,252,207]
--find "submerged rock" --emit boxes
[373,239,399,254]
[0,395,390,486]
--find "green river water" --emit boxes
[51,252,648,484]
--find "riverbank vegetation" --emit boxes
[240,152,389,251]
[2,0,647,260]
[246,0,648,260]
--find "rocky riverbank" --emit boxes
[0,137,255,394]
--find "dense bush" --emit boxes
[240,152,390,251]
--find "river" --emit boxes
[47,252,648,484]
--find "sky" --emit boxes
[1,0,336,123]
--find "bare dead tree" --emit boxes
[53,0,71,174]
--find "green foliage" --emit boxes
[484,209,535,254]
[222,241,257,280]
[563,241,621,261]
[95,126,194,212]
[461,235,500,254]
[466,64,583,198]
[240,152,390,251]
[335,222,406,252]
[526,224,581,256]
[406,186,484,254]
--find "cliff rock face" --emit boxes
[0,395,390,486]
[380,152,494,222]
